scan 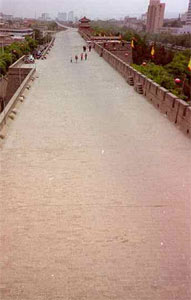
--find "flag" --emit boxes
[188,57,191,71]
[151,46,155,57]
[131,39,135,48]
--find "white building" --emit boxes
[141,13,147,24]
[68,11,74,22]
[160,25,191,35]
[181,12,187,22]
[180,25,191,33]
[40,13,51,21]
[58,12,67,22]
[186,0,191,25]
[0,12,13,21]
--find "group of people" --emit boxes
[71,44,92,63]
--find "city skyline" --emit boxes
[0,0,189,19]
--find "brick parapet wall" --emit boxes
[0,55,35,114]
[0,67,35,129]
[0,77,8,99]
[92,39,191,138]
[5,68,31,102]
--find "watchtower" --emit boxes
[79,16,91,31]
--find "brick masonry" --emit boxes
[79,30,191,138]
[5,68,31,103]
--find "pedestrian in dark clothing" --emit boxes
[81,53,83,61]
[70,57,73,63]
[89,45,92,52]
[75,55,78,63]
[85,53,88,60]
[83,46,86,52]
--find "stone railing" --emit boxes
[0,56,36,130]
[81,37,191,139]
[41,37,55,59]
[5,59,33,102]
[0,68,35,130]
[78,30,91,41]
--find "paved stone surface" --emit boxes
[0,29,191,300]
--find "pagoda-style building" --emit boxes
[79,16,91,31]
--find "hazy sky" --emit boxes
[0,0,189,19]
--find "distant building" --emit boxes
[146,0,165,33]
[124,16,144,31]
[0,33,26,46]
[23,19,37,27]
[159,1,191,35]
[40,13,50,21]
[180,25,191,33]
[68,11,74,22]
[58,12,67,22]
[160,27,182,35]
[141,13,147,24]
[161,0,191,35]
[160,24,191,35]
[186,0,191,25]
[181,12,187,22]
[0,12,13,21]
[0,28,33,37]
[124,17,137,23]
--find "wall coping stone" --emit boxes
[0,68,35,129]
[166,92,179,100]
[9,56,26,69]
[158,86,168,93]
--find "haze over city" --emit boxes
[0,0,189,19]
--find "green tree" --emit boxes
[25,36,38,51]
[165,50,191,78]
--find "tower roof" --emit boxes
[79,16,91,23]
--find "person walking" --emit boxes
[81,53,84,61]
[89,45,92,52]
[85,53,88,61]
[83,46,86,52]
[70,57,73,63]
[75,55,78,63]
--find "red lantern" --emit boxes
[175,78,181,84]
[142,62,147,66]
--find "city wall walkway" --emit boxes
[0,29,191,300]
